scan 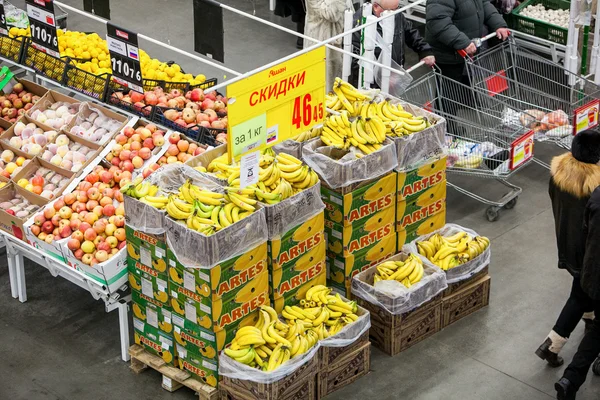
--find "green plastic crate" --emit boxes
[512,0,569,45]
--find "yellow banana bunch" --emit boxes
[377,101,431,137]
[226,289,360,372]
[373,254,424,288]
[164,181,258,234]
[282,285,359,341]
[417,231,490,270]
[226,305,312,371]
[293,126,322,143]
[205,148,319,205]
[123,179,164,206]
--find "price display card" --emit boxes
[106,22,143,93]
[573,99,600,135]
[226,46,326,162]
[25,0,59,57]
[509,130,534,170]
[0,1,7,36]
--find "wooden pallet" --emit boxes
[129,345,218,400]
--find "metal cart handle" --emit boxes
[405,60,427,74]
[457,32,503,58]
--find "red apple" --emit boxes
[33,214,46,226]
[67,238,81,251]
[168,133,180,144]
[42,221,54,234]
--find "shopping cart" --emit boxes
[462,33,600,168]
[397,65,534,221]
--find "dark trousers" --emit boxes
[553,276,595,339]
[563,302,600,390]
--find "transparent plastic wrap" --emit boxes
[407,223,491,284]
[302,138,397,189]
[351,250,447,315]
[220,296,368,382]
[184,144,229,186]
[68,102,124,144]
[124,164,223,234]
[219,340,320,384]
[376,94,447,171]
[123,195,166,235]
[263,182,325,240]
[320,300,371,348]
[272,139,304,160]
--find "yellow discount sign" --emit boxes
[226,46,326,162]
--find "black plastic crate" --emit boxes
[63,61,110,101]
[143,78,189,92]
[153,106,200,135]
[0,35,28,63]
[189,77,217,90]
[21,41,68,83]
[191,126,221,147]
[105,82,155,119]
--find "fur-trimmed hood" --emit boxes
[551,153,600,199]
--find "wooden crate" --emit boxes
[129,345,218,400]
[318,331,370,370]
[442,275,491,328]
[443,265,489,298]
[353,295,442,356]
[218,351,319,400]
[317,341,371,398]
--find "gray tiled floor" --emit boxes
[1,1,599,399]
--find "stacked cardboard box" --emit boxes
[396,156,447,249]
[127,226,178,368]
[269,211,327,313]
[324,172,398,297]
[166,242,269,388]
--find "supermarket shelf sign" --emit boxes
[25,0,59,58]
[573,99,600,135]
[106,22,143,93]
[509,130,534,170]
[226,46,326,162]
[0,1,7,37]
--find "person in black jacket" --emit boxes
[556,174,600,399]
[535,130,600,369]
[350,0,434,87]
[425,0,509,83]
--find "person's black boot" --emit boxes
[555,377,577,400]
[296,37,303,49]
[536,337,564,367]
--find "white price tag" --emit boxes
[184,270,195,292]
[163,310,172,324]
[240,151,260,188]
[173,314,184,328]
[185,302,197,323]
[133,317,145,332]
[141,277,153,298]
[146,308,158,328]
[198,270,209,282]
[140,247,151,269]
[156,278,167,293]
[162,376,173,389]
